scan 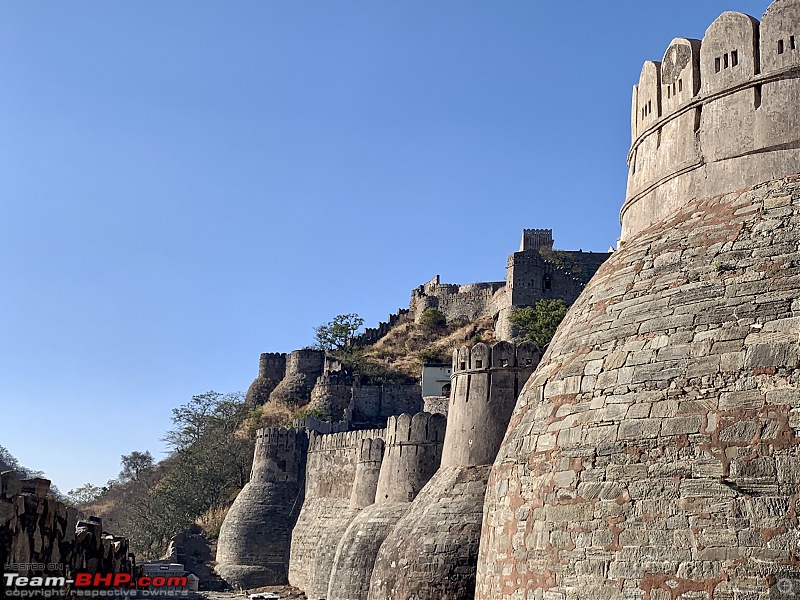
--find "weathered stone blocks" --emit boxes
[476,174,800,599]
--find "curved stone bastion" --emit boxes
[215,428,308,589]
[368,341,540,600]
[326,412,447,600]
[477,172,800,598]
[621,0,800,241]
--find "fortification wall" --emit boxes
[410,275,506,324]
[519,228,554,251]
[363,341,539,600]
[308,371,353,422]
[269,349,324,406]
[476,175,800,599]
[367,465,492,600]
[326,502,412,600]
[0,472,130,584]
[215,428,308,588]
[351,383,422,424]
[327,413,446,600]
[442,341,540,467]
[245,352,286,406]
[622,1,800,241]
[507,251,585,308]
[349,438,385,509]
[288,428,383,597]
[374,413,446,503]
[349,309,410,348]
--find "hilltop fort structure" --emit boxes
[411,229,609,340]
[218,2,800,598]
[215,341,536,598]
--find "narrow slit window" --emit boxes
[791,36,796,50]
[754,84,762,109]
[656,127,662,149]
[673,82,676,96]
[715,57,721,72]
[779,39,785,54]
[460,361,466,370]
[731,50,738,66]
[666,86,671,99]
[694,106,702,134]
[648,100,652,114]
[723,53,729,69]
[679,79,683,92]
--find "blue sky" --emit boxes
[0,1,772,493]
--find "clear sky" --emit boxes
[0,0,773,493]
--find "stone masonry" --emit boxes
[622,0,800,241]
[476,3,800,597]
[411,231,610,341]
[0,472,131,593]
[215,428,307,589]
[326,413,446,600]
[368,341,540,600]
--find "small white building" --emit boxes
[421,363,452,397]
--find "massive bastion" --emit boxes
[475,1,800,598]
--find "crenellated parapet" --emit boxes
[306,428,385,456]
[442,340,541,468]
[216,427,309,589]
[349,438,385,509]
[349,309,410,348]
[623,0,800,241]
[251,427,309,484]
[375,413,446,503]
[246,352,288,406]
[519,228,554,252]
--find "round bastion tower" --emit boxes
[367,341,540,600]
[245,352,286,406]
[215,428,307,589]
[476,1,800,598]
[326,412,447,600]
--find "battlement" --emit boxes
[314,370,353,387]
[251,427,309,484]
[255,426,307,448]
[349,308,410,348]
[443,341,541,468]
[356,437,385,464]
[307,428,386,453]
[622,0,800,240]
[450,340,540,374]
[258,352,287,378]
[384,412,447,446]
[519,228,554,252]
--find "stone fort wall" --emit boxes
[367,341,540,600]
[622,1,800,240]
[287,428,383,596]
[215,428,308,588]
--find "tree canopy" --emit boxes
[313,313,364,352]
[509,299,569,349]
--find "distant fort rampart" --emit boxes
[622,3,800,240]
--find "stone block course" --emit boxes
[476,171,800,599]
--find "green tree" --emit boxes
[119,451,154,483]
[66,483,104,506]
[313,313,365,352]
[510,299,569,349]
[418,307,447,332]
